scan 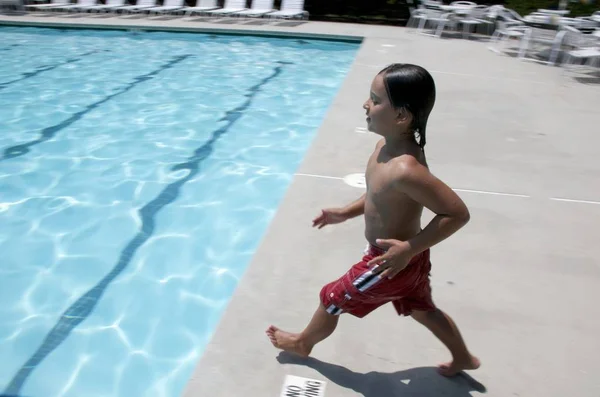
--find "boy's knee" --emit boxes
[411,308,439,322]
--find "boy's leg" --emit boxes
[266,303,339,357]
[411,308,480,376]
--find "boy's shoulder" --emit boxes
[389,153,429,185]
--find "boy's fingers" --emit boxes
[367,255,384,267]
[369,257,389,272]
[377,268,391,279]
[375,238,396,248]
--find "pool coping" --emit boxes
[0,15,364,42]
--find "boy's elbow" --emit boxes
[457,207,470,226]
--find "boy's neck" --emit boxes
[383,132,417,154]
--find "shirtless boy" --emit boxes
[266,64,480,376]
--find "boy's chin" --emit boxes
[367,125,383,135]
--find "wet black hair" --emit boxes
[378,64,436,151]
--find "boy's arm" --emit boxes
[340,193,366,219]
[400,163,470,256]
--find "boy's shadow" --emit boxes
[277,352,486,397]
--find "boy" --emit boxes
[266,64,479,376]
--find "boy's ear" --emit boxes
[396,107,412,123]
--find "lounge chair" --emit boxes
[487,8,528,55]
[233,0,275,18]
[146,0,184,15]
[560,25,600,78]
[52,0,96,12]
[266,0,308,20]
[0,0,24,12]
[181,0,219,17]
[73,0,125,13]
[205,0,247,17]
[25,0,71,10]
[117,0,157,14]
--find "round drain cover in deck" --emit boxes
[343,173,366,189]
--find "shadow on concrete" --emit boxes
[277,352,487,397]
[275,21,307,27]
[574,75,600,85]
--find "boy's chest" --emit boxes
[365,157,397,196]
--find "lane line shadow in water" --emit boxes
[0,44,21,52]
[0,49,104,91]
[0,54,190,163]
[2,60,292,396]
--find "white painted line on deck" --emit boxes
[295,173,599,204]
[453,188,530,198]
[295,173,343,180]
[280,375,326,397]
[296,173,530,197]
[550,198,600,205]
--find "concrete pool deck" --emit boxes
[2,12,600,397]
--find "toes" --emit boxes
[437,366,458,377]
[437,363,459,377]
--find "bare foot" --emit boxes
[266,325,312,357]
[438,355,481,377]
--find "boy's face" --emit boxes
[363,74,398,136]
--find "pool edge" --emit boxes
[0,18,364,43]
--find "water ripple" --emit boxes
[0,54,191,163]
[1,60,291,397]
[0,50,103,92]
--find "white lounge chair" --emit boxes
[205,0,246,16]
[146,0,184,15]
[488,8,528,55]
[181,0,219,16]
[233,0,274,18]
[458,5,494,38]
[25,0,71,10]
[560,25,600,78]
[117,0,157,14]
[266,0,307,20]
[73,0,125,13]
[52,0,96,12]
[416,8,453,37]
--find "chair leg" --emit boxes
[435,21,447,38]
[548,30,567,66]
[518,30,531,60]
[417,17,427,32]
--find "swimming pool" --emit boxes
[0,26,359,397]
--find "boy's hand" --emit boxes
[312,208,348,229]
[367,239,415,279]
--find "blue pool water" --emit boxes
[0,27,358,396]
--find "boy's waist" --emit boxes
[364,242,429,258]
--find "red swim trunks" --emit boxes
[320,244,436,318]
